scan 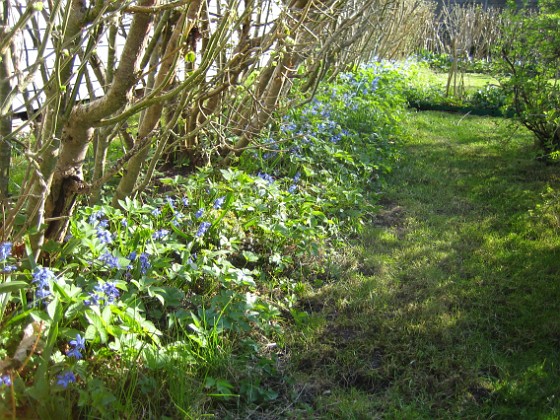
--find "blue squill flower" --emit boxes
[213,196,226,209]
[0,242,12,262]
[57,371,76,388]
[152,229,169,240]
[196,222,211,238]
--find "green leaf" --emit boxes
[65,302,82,320]
[0,281,28,294]
[86,310,108,343]
[102,304,113,324]
[242,251,260,262]
[185,51,196,62]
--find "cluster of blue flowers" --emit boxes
[0,242,12,261]
[96,228,113,244]
[32,266,55,301]
[338,71,380,98]
[90,211,114,245]
[139,253,151,274]
[128,251,151,275]
[152,229,169,240]
[0,242,16,273]
[288,171,301,193]
[213,196,226,209]
[57,371,76,388]
[99,251,120,269]
[88,210,105,225]
[84,281,120,306]
[151,197,191,228]
[257,172,275,185]
[66,334,86,360]
[276,97,350,160]
[196,222,211,238]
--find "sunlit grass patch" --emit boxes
[284,110,560,418]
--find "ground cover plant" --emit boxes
[0,60,408,417]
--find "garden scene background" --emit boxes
[0,0,559,417]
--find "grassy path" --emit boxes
[286,111,560,418]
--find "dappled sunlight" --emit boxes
[286,111,560,417]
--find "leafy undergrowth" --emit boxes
[281,111,560,418]
[0,61,408,417]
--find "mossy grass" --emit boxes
[282,111,560,418]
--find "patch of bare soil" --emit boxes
[371,204,406,230]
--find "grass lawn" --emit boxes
[414,65,499,94]
[282,111,560,418]
[434,72,500,91]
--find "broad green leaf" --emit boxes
[0,281,28,294]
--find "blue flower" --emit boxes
[152,229,169,240]
[181,197,189,206]
[151,208,162,217]
[99,252,120,269]
[166,197,175,209]
[281,122,297,133]
[213,196,226,209]
[0,375,12,387]
[33,266,54,285]
[57,371,76,388]
[139,253,151,275]
[128,251,137,261]
[97,219,109,229]
[96,228,113,245]
[84,292,101,307]
[88,210,105,225]
[70,333,86,351]
[187,252,197,268]
[371,77,379,92]
[66,346,82,360]
[35,288,51,300]
[1,264,17,273]
[67,334,86,359]
[288,184,297,193]
[32,266,54,300]
[196,222,211,238]
[257,172,275,184]
[89,281,120,306]
[101,282,120,303]
[121,219,128,228]
[172,211,184,227]
[0,242,12,262]
[195,208,204,219]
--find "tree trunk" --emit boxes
[0,1,13,203]
[38,0,158,245]
[113,3,202,206]
[0,50,12,203]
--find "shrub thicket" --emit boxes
[497,5,560,160]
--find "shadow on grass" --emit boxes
[284,112,560,418]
